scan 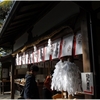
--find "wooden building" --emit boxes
[0,1,100,99]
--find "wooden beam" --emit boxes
[13,11,39,20]
[6,24,26,31]
[10,18,30,26]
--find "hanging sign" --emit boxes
[19,54,22,65]
[30,50,34,64]
[33,46,38,63]
[44,45,50,61]
[33,51,38,63]
[47,39,52,55]
[22,52,26,65]
[25,52,28,64]
[75,32,82,55]
[28,51,31,64]
[38,46,44,62]
[28,50,33,64]
[52,39,61,59]
[16,53,19,65]
[61,34,74,57]
[81,72,94,95]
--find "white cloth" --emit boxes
[47,39,52,55]
[51,60,82,95]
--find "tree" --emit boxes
[0,0,13,27]
[0,0,13,55]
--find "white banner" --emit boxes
[52,39,61,59]
[38,46,44,62]
[28,50,33,64]
[61,34,74,57]
[25,52,28,64]
[19,54,22,65]
[81,72,94,95]
[44,45,50,61]
[28,51,31,64]
[22,52,26,65]
[33,51,38,63]
[16,54,19,65]
[75,33,82,55]
[30,50,33,64]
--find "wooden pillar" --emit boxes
[81,9,92,99]
[11,56,15,99]
[87,11,100,98]
[81,12,91,72]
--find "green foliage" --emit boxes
[0,0,13,21]
[0,0,13,11]
[0,0,13,28]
